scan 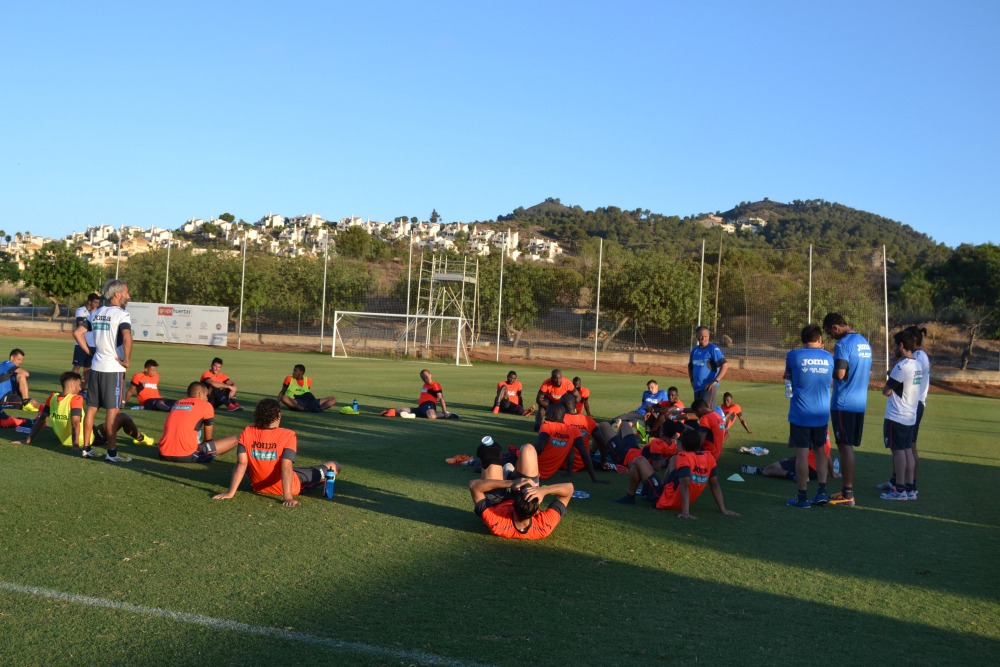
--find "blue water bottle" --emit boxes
[324,468,336,499]
[784,380,793,399]
[352,399,359,413]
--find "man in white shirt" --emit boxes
[71,292,102,379]
[880,329,924,501]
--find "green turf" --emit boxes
[0,336,998,666]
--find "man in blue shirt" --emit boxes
[784,324,834,508]
[822,312,873,507]
[688,327,728,408]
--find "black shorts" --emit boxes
[778,457,818,480]
[294,393,322,412]
[789,424,828,449]
[142,398,176,412]
[498,399,526,416]
[294,465,329,492]
[88,371,124,409]
[72,345,93,369]
[159,439,219,463]
[883,419,914,450]
[912,402,925,443]
[415,401,437,417]
[831,410,865,447]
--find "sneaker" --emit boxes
[811,492,830,506]
[502,462,515,479]
[614,494,636,505]
[875,480,894,491]
[907,490,917,500]
[227,402,243,411]
[105,454,133,463]
[828,492,856,507]
[523,404,537,417]
[786,497,811,508]
[132,434,155,446]
[445,454,472,465]
[492,406,500,414]
[22,403,39,413]
[602,460,619,472]
[81,448,104,459]
[739,464,760,475]
[879,490,909,501]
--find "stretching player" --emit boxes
[396,369,455,419]
[571,376,592,416]
[0,348,42,411]
[492,370,536,416]
[201,357,242,411]
[720,392,752,434]
[277,364,337,413]
[123,359,176,412]
[158,382,239,463]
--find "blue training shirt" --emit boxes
[637,389,668,416]
[689,343,726,392]
[786,347,834,427]
[831,331,873,414]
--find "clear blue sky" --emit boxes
[4,1,997,248]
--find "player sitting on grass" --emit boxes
[535,404,606,484]
[0,348,42,412]
[12,371,153,458]
[123,359,176,412]
[614,428,740,520]
[720,392,753,434]
[469,439,574,540]
[395,369,457,419]
[277,364,337,413]
[200,357,242,411]
[212,398,340,507]
[741,436,834,481]
[158,382,239,463]
[492,370,536,416]
[571,376,591,416]
[533,369,576,431]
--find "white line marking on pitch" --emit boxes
[1,581,492,667]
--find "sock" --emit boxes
[843,487,854,498]
[905,483,915,492]
[108,447,118,458]
[798,490,807,502]
[818,483,827,495]
[912,478,917,491]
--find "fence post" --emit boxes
[697,239,705,327]
[593,238,603,371]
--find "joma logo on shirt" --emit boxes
[253,441,278,450]
[801,359,830,366]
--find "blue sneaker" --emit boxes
[786,497,811,508]
[811,492,830,506]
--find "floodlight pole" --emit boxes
[405,231,413,356]
[163,233,171,303]
[883,245,889,372]
[495,241,504,362]
[592,238,603,371]
[697,239,705,327]
[237,234,247,350]
[808,244,813,323]
[320,236,329,352]
[115,225,123,279]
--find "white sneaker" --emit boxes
[105,454,133,463]
[875,480,893,491]
[81,449,104,459]
[907,490,918,500]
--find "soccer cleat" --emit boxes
[875,480,894,491]
[132,434,155,446]
[811,492,830,506]
[227,402,243,411]
[828,492,856,507]
[602,460,619,472]
[523,404,537,417]
[492,406,500,414]
[445,454,472,465]
[879,490,909,501]
[21,403,39,413]
[81,449,104,459]
[739,464,760,475]
[105,454,133,463]
[786,497,811,508]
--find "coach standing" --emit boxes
[688,326,728,408]
[73,279,133,463]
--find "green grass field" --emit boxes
[0,335,998,666]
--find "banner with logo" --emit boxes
[127,302,229,347]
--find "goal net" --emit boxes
[330,311,472,366]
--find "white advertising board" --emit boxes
[127,302,229,347]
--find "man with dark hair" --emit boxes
[878,325,930,497]
[469,439,574,539]
[123,359,176,412]
[277,364,337,413]
[492,370,536,416]
[614,429,740,520]
[212,398,340,507]
[720,392,753,434]
[822,312,872,507]
[158,382,239,463]
[73,279,134,462]
[535,403,605,483]
[784,324,834,508]
[534,369,575,431]
[879,330,924,501]
[688,326,728,408]
[0,348,41,412]
[71,292,102,378]
[571,376,591,416]
[201,357,242,411]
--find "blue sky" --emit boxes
[3,1,997,248]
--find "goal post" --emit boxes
[330,311,472,366]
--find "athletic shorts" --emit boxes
[88,371,124,409]
[159,439,219,464]
[831,410,865,447]
[789,424,828,449]
[142,398,176,412]
[694,383,720,409]
[912,402,925,443]
[498,399,525,416]
[294,393,322,413]
[415,401,437,417]
[293,465,330,492]
[72,344,93,369]
[482,474,541,507]
[778,457,818,480]
[883,419,914,450]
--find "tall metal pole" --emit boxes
[319,237,329,352]
[405,231,413,355]
[237,234,247,350]
[163,233,171,303]
[808,244,813,323]
[713,231,723,331]
[883,245,890,372]
[697,239,705,326]
[592,238,603,371]
[495,244,504,362]
[115,225,123,279]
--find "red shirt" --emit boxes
[698,411,727,460]
[656,450,717,510]
[480,500,562,539]
[535,421,582,479]
[418,381,443,405]
[131,372,162,403]
[239,425,299,496]
[539,377,574,402]
[159,397,215,457]
[496,380,523,406]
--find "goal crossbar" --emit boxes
[330,311,471,366]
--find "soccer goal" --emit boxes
[330,311,472,366]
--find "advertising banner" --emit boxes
[127,302,229,347]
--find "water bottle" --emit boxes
[784,380,793,398]
[324,468,336,499]
[352,399,359,413]
[131,405,144,410]
[833,458,841,476]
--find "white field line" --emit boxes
[0,581,492,667]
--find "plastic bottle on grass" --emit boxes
[352,399,359,413]
[324,469,336,499]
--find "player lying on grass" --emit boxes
[491,370,536,416]
[123,359,176,412]
[720,392,752,434]
[0,348,42,412]
[277,364,337,413]
[469,439,574,539]
[741,436,835,482]
[158,381,239,463]
[12,371,154,460]
[394,369,458,419]
[200,357,242,411]
[614,428,740,520]
[213,398,340,507]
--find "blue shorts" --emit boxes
[789,424,828,449]
[911,402,925,443]
[831,410,865,447]
[883,419,914,450]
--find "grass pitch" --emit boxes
[0,336,997,666]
